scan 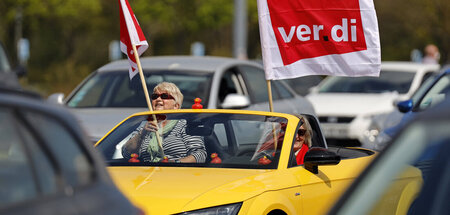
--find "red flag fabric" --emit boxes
[119,0,148,80]
[257,0,381,80]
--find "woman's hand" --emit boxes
[143,121,159,133]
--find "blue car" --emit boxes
[373,65,450,150]
[328,97,450,215]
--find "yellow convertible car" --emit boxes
[95,109,398,215]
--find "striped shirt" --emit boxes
[122,120,207,163]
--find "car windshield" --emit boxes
[67,70,212,108]
[96,112,289,169]
[318,71,415,94]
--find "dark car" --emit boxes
[0,86,142,215]
[0,41,26,88]
[372,65,450,150]
[328,98,450,215]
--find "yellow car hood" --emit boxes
[108,166,285,214]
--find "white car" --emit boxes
[48,56,315,142]
[306,62,440,147]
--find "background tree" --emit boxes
[0,0,448,96]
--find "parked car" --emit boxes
[48,56,315,142]
[94,108,411,215]
[0,86,142,215]
[0,41,26,88]
[369,65,450,151]
[328,98,450,215]
[306,62,440,147]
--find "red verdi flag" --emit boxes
[119,0,148,80]
[257,0,381,80]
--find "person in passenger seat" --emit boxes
[293,114,312,165]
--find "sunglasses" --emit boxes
[297,129,306,136]
[151,93,174,100]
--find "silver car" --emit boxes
[49,56,315,142]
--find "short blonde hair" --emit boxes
[153,82,184,107]
[295,114,312,147]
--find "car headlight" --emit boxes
[373,131,392,151]
[178,203,242,215]
[362,121,381,146]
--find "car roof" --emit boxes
[0,88,81,135]
[0,85,41,99]
[380,61,441,72]
[97,55,263,73]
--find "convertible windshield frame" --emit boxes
[96,112,291,169]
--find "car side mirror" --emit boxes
[47,93,65,105]
[304,147,341,174]
[220,94,250,109]
[397,99,413,113]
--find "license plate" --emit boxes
[322,124,348,138]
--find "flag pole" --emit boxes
[132,44,164,155]
[266,80,278,152]
[132,45,152,111]
[266,80,274,112]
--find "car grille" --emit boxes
[318,116,354,123]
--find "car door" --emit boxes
[285,115,371,214]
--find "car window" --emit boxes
[238,65,280,103]
[272,81,294,99]
[410,74,438,105]
[97,113,288,169]
[68,72,112,107]
[23,110,94,188]
[219,70,241,104]
[109,74,141,107]
[0,108,38,207]
[417,73,450,111]
[18,120,58,196]
[318,71,415,94]
[284,76,324,96]
[213,123,228,147]
[151,73,211,108]
[420,71,437,86]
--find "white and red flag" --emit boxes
[257,0,381,80]
[119,0,148,80]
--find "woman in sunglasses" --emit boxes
[292,114,312,165]
[122,82,207,163]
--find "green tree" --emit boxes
[0,0,448,96]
